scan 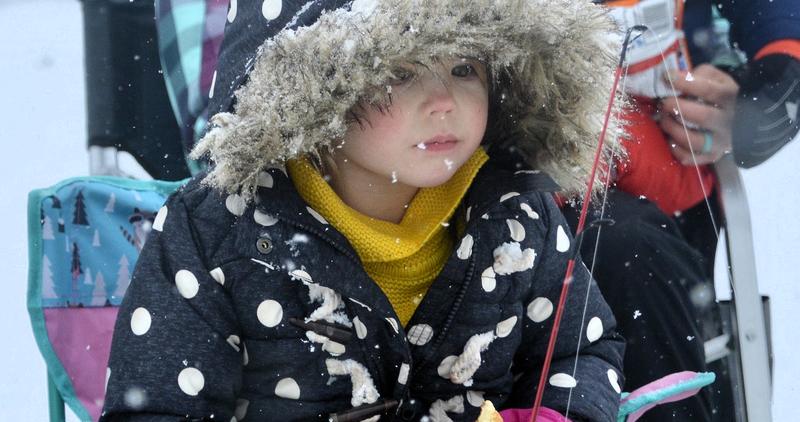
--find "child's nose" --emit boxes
[422,79,456,117]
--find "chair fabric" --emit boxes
[28,177,185,421]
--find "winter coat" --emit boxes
[103,0,629,420]
[101,150,624,421]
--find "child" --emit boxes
[101,1,626,420]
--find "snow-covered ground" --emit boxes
[1,1,797,420]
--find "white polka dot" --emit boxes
[227,335,241,352]
[227,0,237,23]
[289,269,313,283]
[456,234,474,260]
[153,206,167,232]
[437,355,458,378]
[385,317,399,334]
[210,267,225,286]
[234,398,249,421]
[323,341,346,356]
[407,324,434,346]
[353,316,368,339]
[466,390,485,407]
[178,367,205,396]
[556,225,570,253]
[586,317,603,343]
[500,192,520,202]
[549,373,577,388]
[175,270,199,299]
[261,0,282,20]
[507,219,525,242]
[608,369,622,394]
[257,300,283,327]
[527,297,553,323]
[209,70,217,99]
[306,206,328,225]
[495,316,518,338]
[242,343,249,366]
[225,194,247,216]
[274,377,300,399]
[481,266,496,292]
[481,213,489,220]
[520,203,539,219]
[254,209,279,226]
[130,307,151,335]
[466,206,472,222]
[257,171,274,188]
[398,363,410,385]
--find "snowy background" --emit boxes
[1,1,798,420]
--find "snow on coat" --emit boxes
[101,159,624,421]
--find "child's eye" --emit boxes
[388,67,415,85]
[451,63,477,78]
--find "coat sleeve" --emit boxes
[716,0,800,61]
[100,188,243,421]
[506,193,625,422]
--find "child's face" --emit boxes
[335,57,489,189]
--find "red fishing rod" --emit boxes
[529,25,647,422]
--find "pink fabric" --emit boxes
[499,406,572,422]
[622,371,704,422]
[45,307,119,421]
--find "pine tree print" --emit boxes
[105,192,116,213]
[92,229,101,247]
[42,215,55,240]
[113,254,131,302]
[92,272,109,306]
[70,242,83,306]
[49,195,62,209]
[42,255,58,300]
[73,190,90,226]
[84,266,92,285]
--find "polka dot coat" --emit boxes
[101,156,624,422]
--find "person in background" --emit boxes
[562,1,800,420]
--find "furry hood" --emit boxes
[191,0,624,200]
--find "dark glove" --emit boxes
[731,54,800,168]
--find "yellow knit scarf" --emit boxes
[287,148,488,326]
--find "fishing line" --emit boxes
[652,28,743,301]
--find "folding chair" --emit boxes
[27,177,184,421]
[26,0,223,419]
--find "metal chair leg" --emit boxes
[48,371,65,422]
[715,156,773,421]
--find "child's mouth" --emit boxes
[417,135,458,152]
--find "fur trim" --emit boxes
[191,0,624,200]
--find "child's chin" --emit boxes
[408,170,458,188]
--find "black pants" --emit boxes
[563,189,721,421]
